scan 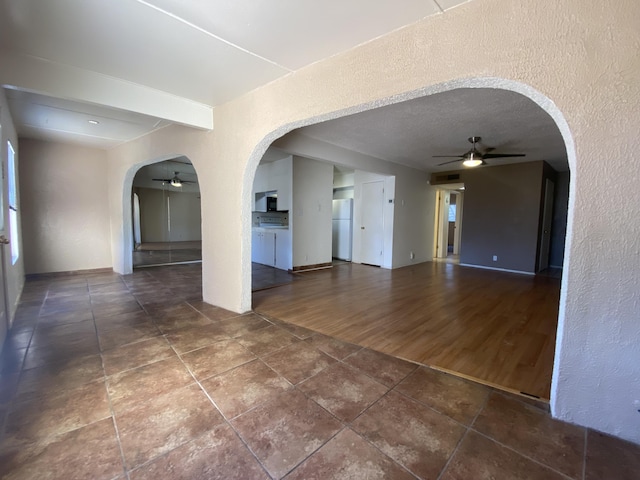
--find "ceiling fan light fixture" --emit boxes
[170,178,182,187]
[462,151,483,167]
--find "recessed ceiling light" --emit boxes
[88,120,99,125]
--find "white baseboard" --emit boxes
[459,263,535,276]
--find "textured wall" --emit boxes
[106,0,640,443]
[20,138,111,274]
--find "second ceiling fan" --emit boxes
[433,136,525,167]
[152,171,197,188]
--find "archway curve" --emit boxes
[121,154,201,275]
[242,76,576,408]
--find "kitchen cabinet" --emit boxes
[252,230,276,266]
[275,229,291,270]
[252,228,292,270]
[252,156,292,211]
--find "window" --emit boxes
[7,141,19,264]
[448,203,457,222]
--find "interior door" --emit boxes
[538,178,555,271]
[360,181,384,266]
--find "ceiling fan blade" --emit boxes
[483,153,526,159]
[437,158,464,166]
[152,178,171,182]
[432,155,464,158]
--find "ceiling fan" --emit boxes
[152,171,196,187]
[433,136,525,167]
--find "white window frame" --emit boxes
[7,141,19,264]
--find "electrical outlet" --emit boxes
[410,251,415,260]
[492,255,498,261]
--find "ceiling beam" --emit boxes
[0,50,213,130]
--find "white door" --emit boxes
[538,178,555,271]
[360,181,384,266]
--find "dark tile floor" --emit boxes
[132,249,202,268]
[1,264,639,479]
[252,263,298,291]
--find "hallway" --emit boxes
[0,264,638,479]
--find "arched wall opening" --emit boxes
[121,154,201,276]
[243,77,575,407]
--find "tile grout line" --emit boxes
[468,428,579,480]
[435,387,492,480]
[172,342,275,479]
[344,383,426,478]
[93,276,130,480]
[0,282,50,443]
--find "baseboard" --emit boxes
[459,263,535,276]
[25,267,113,280]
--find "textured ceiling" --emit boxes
[295,88,568,172]
[0,0,567,173]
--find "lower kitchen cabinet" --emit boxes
[252,230,276,266]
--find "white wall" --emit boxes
[291,156,333,268]
[252,156,292,211]
[0,90,24,346]
[20,138,111,274]
[102,0,640,444]
[275,133,432,268]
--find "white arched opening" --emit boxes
[242,77,576,410]
[121,154,201,275]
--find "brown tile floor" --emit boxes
[1,264,639,479]
[252,263,298,291]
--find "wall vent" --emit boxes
[432,173,461,184]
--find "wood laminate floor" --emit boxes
[253,261,560,400]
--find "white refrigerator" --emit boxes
[332,199,353,261]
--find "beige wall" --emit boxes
[136,187,201,243]
[104,0,640,444]
[20,138,111,274]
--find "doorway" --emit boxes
[538,178,555,272]
[434,184,464,263]
[130,158,202,268]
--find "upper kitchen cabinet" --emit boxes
[252,155,292,211]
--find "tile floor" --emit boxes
[252,263,298,291]
[0,264,638,479]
